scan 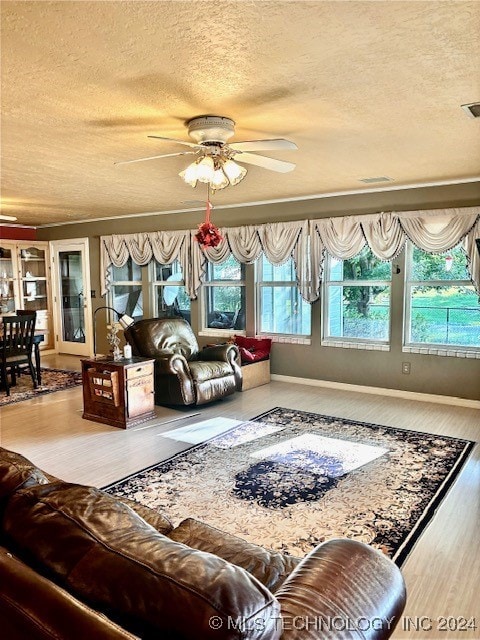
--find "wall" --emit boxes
[0,226,37,240]
[37,182,480,400]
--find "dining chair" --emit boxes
[15,310,36,317]
[0,314,37,396]
[14,310,37,378]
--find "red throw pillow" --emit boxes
[234,335,272,356]
[251,349,270,362]
[239,347,256,363]
[254,339,272,352]
[234,335,253,351]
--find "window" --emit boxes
[405,243,480,351]
[110,259,143,321]
[152,260,190,322]
[323,247,392,345]
[257,256,311,336]
[203,255,246,331]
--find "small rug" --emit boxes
[0,368,82,406]
[104,407,474,565]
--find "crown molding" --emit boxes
[37,176,480,228]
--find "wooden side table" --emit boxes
[81,357,155,429]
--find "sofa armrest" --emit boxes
[198,343,238,363]
[154,352,190,376]
[153,353,196,405]
[276,539,406,640]
[199,344,242,391]
[0,547,138,640]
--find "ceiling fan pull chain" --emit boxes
[206,184,211,222]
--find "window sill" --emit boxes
[322,340,390,352]
[260,335,311,345]
[403,345,480,359]
[199,329,244,338]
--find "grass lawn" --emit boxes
[410,287,480,345]
[411,287,479,310]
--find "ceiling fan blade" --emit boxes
[229,139,298,152]
[115,151,197,166]
[235,153,296,173]
[147,135,204,149]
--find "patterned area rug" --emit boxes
[0,368,82,406]
[104,407,474,565]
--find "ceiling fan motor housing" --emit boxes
[187,116,235,144]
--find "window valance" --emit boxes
[100,206,480,301]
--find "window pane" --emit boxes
[260,287,311,335]
[154,260,182,282]
[409,285,479,346]
[111,260,142,281]
[261,256,296,282]
[111,284,143,321]
[328,285,390,340]
[208,255,243,281]
[411,246,470,281]
[205,286,245,330]
[330,250,391,282]
[156,284,191,323]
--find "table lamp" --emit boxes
[93,306,134,359]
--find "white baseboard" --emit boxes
[270,374,480,409]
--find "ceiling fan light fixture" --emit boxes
[179,162,199,187]
[211,167,229,190]
[120,115,296,192]
[196,156,215,183]
[223,159,247,186]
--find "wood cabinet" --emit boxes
[81,357,156,429]
[0,241,53,348]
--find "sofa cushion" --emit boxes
[127,318,199,360]
[169,518,301,593]
[189,360,234,383]
[4,483,281,640]
[0,448,49,511]
[115,496,173,536]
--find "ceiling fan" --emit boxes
[115,115,297,190]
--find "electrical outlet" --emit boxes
[402,362,411,375]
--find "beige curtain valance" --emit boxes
[100,206,480,301]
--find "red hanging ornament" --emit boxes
[195,191,223,248]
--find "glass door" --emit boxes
[0,245,18,314]
[20,245,48,312]
[51,239,93,356]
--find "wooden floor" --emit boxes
[1,354,479,639]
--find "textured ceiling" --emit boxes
[1,0,479,227]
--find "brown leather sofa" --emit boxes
[0,448,407,640]
[125,318,242,406]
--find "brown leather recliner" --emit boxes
[125,317,242,406]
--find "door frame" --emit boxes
[50,238,93,356]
